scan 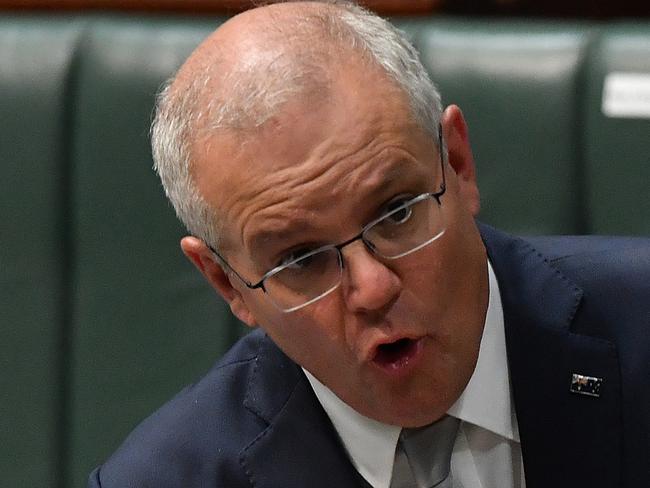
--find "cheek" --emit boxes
[437,230,487,349]
[396,245,446,306]
[254,297,350,369]
[399,220,486,333]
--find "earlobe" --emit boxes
[180,236,257,327]
[440,105,481,216]
[229,299,257,328]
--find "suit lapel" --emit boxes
[240,336,371,488]
[481,224,622,488]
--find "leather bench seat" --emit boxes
[411,19,591,234]
[583,23,650,235]
[0,17,82,488]
[66,17,246,487]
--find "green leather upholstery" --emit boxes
[411,19,592,235]
[0,14,648,488]
[583,24,650,235]
[0,17,82,488]
[65,18,248,488]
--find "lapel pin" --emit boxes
[570,373,603,398]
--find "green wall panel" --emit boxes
[583,24,650,235]
[0,17,82,488]
[66,18,246,488]
[413,19,592,235]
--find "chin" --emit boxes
[373,402,450,428]
[358,386,456,427]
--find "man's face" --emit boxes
[192,63,488,427]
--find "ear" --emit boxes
[180,236,257,327]
[441,105,480,216]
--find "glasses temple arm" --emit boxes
[206,243,260,289]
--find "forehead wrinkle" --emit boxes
[247,217,318,258]
[275,117,412,189]
[232,145,425,259]
[221,164,327,247]
[211,56,431,255]
[233,176,324,255]
[290,137,426,207]
[222,134,379,237]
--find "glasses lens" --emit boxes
[365,194,445,259]
[263,247,342,312]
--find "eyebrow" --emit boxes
[246,158,426,259]
[248,219,319,260]
[364,163,414,198]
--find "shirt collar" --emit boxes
[304,368,400,488]
[447,259,520,443]
[304,260,518,488]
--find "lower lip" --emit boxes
[371,337,425,377]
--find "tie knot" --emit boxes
[396,415,460,488]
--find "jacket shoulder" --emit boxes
[481,223,649,355]
[524,234,649,265]
[90,329,270,488]
[525,234,650,351]
[524,235,650,302]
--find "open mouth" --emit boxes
[372,337,421,370]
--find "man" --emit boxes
[88,1,649,487]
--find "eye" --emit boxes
[387,205,412,224]
[276,247,316,269]
[286,252,321,271]
[276,247,332,277]
[384,197,414,225]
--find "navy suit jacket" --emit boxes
[88,225,650,488]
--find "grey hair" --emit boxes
[151,0,443,250]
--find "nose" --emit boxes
[340,240,402,316]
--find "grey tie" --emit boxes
[390,415,460,488]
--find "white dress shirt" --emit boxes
[304,261,526,488]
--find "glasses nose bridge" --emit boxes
[336,229,379,267]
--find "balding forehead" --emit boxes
[178,1,346,71]
[165,2,372,141]
[174,1,369,86]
